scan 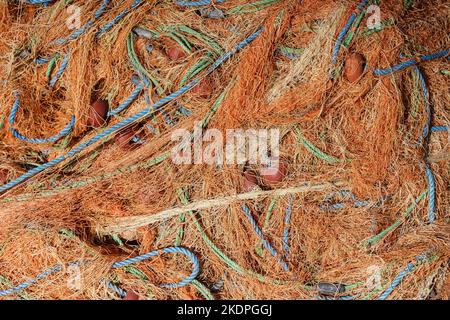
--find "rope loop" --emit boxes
[8,91,75,144]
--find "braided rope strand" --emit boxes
[0,264,62,297]
[331,0,370,64]
[413,66,436,223]
[48,52,70,87]
[52,0,112,45]
[175,0,226,7]
[22,0,53,5]
[282,195,294,261]
[108,82,144,117]
[378,254,427,300]
[112,247,200,289]
[373,49,449,75]
[8,92,75,144]
[96,0,144,37]
[241,204,289,271]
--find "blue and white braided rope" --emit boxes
[21,0,53,5]
[331,0,370,64]
[282,195,294,260]
[0,261,81,297]
[108,82,145,117]
[9,91,75,144]
[96,0,144,38]
[241,204,289,271]
[52,0,111,45]
[378,254,427,300]
[413,66,436,223]
[112,247,200,289]
[49,52,70,87]
[175,0,226,7]
[373,50,449,76]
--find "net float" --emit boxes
[167,46,187,61]
[317,282,346,296]
[46,149,59,162]
[198,8,225,19]
[0,168,10,184]
[87,99,109,128]
[260,156,287,186]
[114,127,141,150]
[114,128,135,149]
[132,26,155,40]
[192,78,212,98]
[241,170,260,192]
[139,184,163,204]
[345,53,366,83]
[123,290,139,300]
[326,79,333,90]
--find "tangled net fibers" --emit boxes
[0,0,449,300]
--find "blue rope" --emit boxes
[48,0,142,87]
[22,0,53,5]
[112,247,200,288]
[211,277,225,291]
[175,0,226,7]
[413,66,436,223]
[373,49,449,75]
[331,0,369,64]
[0,28,263,194]
[52,0,111,45]
[278,50,301,60]
[34,56,51,65]
[107,281,127,298]
[8,91,75,144]
[130,70,176,126]
[280,52,301,60]
[282,195,293,260]
[317,295,356,300]
[414,66,432,140]
[325,190,354,202]
[145,91,174,126]
[0,261,81,297]
[418,126,449,144]
[331,14,356,64]
[378,254,427,300]
[241,204,289,271]
[430,125,448,133]
[424,164,436,223]
[108,82,144,117]
[177,103,192,116]
[0,264,62,297]
[96,0,144,38]
[49,52,70,87]
[320,190,388,211]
